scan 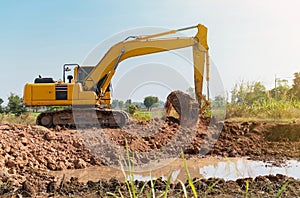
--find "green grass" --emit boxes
[133,110,153,121]
[245,180,249,198]
[225,117,299,123]
[0,112,36,125]
[150,109,164,118]
[181,151,198,198]
[226,98,300,121]
[133,109,165,121]
[274,181,289,198]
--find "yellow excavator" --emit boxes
[23,24,210,128]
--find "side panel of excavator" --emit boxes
[24,83,74,106]
[23,65,112,107]
[23,82,111,106]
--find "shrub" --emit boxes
[127,105,137,115]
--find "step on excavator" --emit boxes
[23,24,210,128]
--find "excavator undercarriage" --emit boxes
[37,90,201,128]
[36,108,129,128]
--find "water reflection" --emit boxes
[200,159,300,181]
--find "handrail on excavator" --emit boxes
[137,25,198,40]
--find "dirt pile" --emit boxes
[77,116,198,166]
[0,122,101,186]
[98,119,300,163]
[207,121,300,162]
[104,116,196,152]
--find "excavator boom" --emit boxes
[83,24,209,109]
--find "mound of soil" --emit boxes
[0,122,102,187]
[1,118,300,196]
[209,121,300,162]
[97,119,300,164]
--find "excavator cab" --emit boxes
[73,65,94,83]
[63,64,97,84]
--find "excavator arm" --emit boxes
[82,24,210,109]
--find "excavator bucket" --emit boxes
[164,90,199,126]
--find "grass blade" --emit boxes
[274,181,289,198]
[178,179,188,198]
[120,161,133,198]
[206,179,220,195]
[150,171,156,198]
[181,151,198,198]
[106,192,120,198]
[137,181,149,197]
[157,172,172,198]
[163,172,172,198]
[245,180,249,198]
[118,188,125,198]
[125,140,137,198]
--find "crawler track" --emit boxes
[36,108,129,128]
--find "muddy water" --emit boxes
[50,158,300,183]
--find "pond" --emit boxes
[50,157,300,183]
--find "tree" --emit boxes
[212,95,226,108]
[6,93,26,116]
[124,99,132,109]
[118,100,124,110]
[0,98,3,113]
[186,87,195,99]
[270,83,291,101]
[292,72,300,100]
[127,105,137,115]
[125,99,132,106]
[111,99,118,109]
[231,81,267,106]
[111,99,124,109]
[143,96,158,111]
[245,81,267,105]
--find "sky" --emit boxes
[0,0,300,103]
